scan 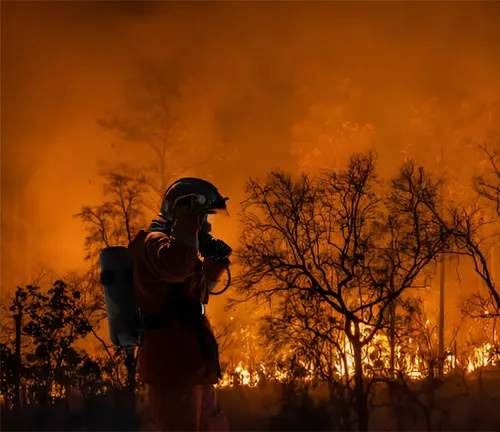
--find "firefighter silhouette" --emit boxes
[100,178,232,431]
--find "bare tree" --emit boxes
[75,169,149,319]
[97,71,223,200]
[476,142,500,218]
[234,153,450,430]
[76,168,149,264]
[422,143,500,315]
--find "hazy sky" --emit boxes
[1,1,499,328]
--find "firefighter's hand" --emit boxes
[199,233,232,262]
[173,194,208,219]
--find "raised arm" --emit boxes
[143,214,200,283]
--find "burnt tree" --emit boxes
[235,153,450,431]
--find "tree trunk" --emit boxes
[353,341,368,431]
[389,300,396,379]
[14,313,22,410]
[438,252,446,378]
[328,381,351,431]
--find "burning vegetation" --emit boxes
[215,322,500,389]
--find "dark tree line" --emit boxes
[0,280,129,412]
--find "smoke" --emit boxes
[1,0,499,325]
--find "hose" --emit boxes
[210,265,231,296]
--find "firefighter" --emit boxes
[128,178,232,431]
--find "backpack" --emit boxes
[99,246,142,350]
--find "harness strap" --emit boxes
[141,300,205,329]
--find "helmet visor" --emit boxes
[207,207,230,217]
[206,197,230,217]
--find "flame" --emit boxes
[217,323,500,389]
[216,362,262,388]
[465,343,499,373]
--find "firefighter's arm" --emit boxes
[145,214,200,282]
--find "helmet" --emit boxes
[158,177,229,221]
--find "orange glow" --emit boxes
[1,2,500,372]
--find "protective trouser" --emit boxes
[144,383,229,431]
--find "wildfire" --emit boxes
[217,363,262,388]
[465,343,500,373]
[217,331,500,389]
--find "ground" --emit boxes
[3,369,500,431]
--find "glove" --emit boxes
[198,232,232,264]
[149,219,173,234]
[173,194,209,219]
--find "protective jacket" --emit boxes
[128,214,226,387]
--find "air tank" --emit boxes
[99,246,141,349]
